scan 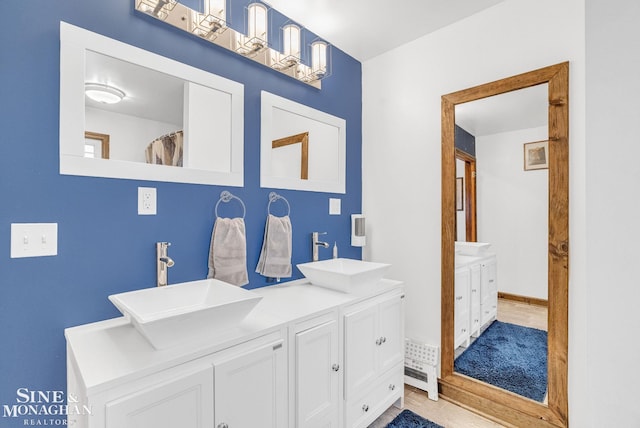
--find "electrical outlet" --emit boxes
[138,187,157,215]
[11,223,58,258]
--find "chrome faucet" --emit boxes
[312,232,330,262]
[156,242,175,287]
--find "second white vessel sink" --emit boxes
[455,241,491,256]
[108,279,263,349]
[297,258,390,294]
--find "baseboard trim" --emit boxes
[498,292,548,307]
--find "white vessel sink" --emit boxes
[108,279,262,349]
[455,241,491,256]
[297,258,390,294]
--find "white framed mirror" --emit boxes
[60,22,244,186]
[260,91,346,193]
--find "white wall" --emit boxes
[362,0,588,424]
[476,126,548,300]
[86,107,181,163]
[585,0,640,426]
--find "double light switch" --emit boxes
[10,223,58,258]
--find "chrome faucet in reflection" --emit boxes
[156,242,175,287]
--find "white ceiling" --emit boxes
[85,50,184,126]
[265,0,505,62]
[455,84,549,137]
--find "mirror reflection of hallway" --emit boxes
[441,62,569,428]
[453,83,550,402]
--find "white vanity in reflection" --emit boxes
[454,242,498,349]
[65,274,404,428]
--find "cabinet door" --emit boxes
[214,340,286,428]
[454,268,471,348]
[106,366,214,428]
[481,259,498,299]
[480,258,498,327]
[377,294,404,374]
[296,320,340,428]
[469,264,482,337]
[344,304,378,398]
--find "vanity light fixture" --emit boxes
[137,0,177,19]
[281,23,301,66]
[192,0,228,40]
[134,0,332,88]
[84,83,126,104]
[235,2,269,56]
[247,3,268,48]
[310,40,331,80]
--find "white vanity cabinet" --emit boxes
[67,279,404,428]
[343,289,404,428]
[480,257,498,328]
[67,330,286,428]
[211,334,287,428]
[454,253,498,348]
[469,264,482,338]
[291,311,341,428]
[104,364,214,428]
[454,267,471,348]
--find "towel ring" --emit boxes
[215,191,246,219]
[268,192,290,217]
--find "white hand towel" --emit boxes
[208,217,249,286]
[256,214,292,278]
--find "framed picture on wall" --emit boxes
[524,140,549,170]
[456,177,464,211]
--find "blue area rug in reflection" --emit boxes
[386,409,444,428]
[454,320,548,402]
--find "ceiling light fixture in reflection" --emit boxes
[84,83,126,104]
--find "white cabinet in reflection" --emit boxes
[480,257,498,327]
[454,254,498,349]
[454,267,471,349]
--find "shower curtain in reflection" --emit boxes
[145,131,184,167]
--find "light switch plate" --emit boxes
[329,198,341,215]
[11,223,58,258]
[138,187,157,215]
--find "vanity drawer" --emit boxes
[481,292,498,326]
[345,365,403,428]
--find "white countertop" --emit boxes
[65,278,403,395]
[455,252,496,268]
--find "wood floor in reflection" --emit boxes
[369,298,547,427]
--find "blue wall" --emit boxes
[0,1,361,424]
[455,125,475,156]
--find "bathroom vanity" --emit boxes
[65,278,404,428]
[454,254,497,349]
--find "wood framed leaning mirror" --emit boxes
[440,62,569,428]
